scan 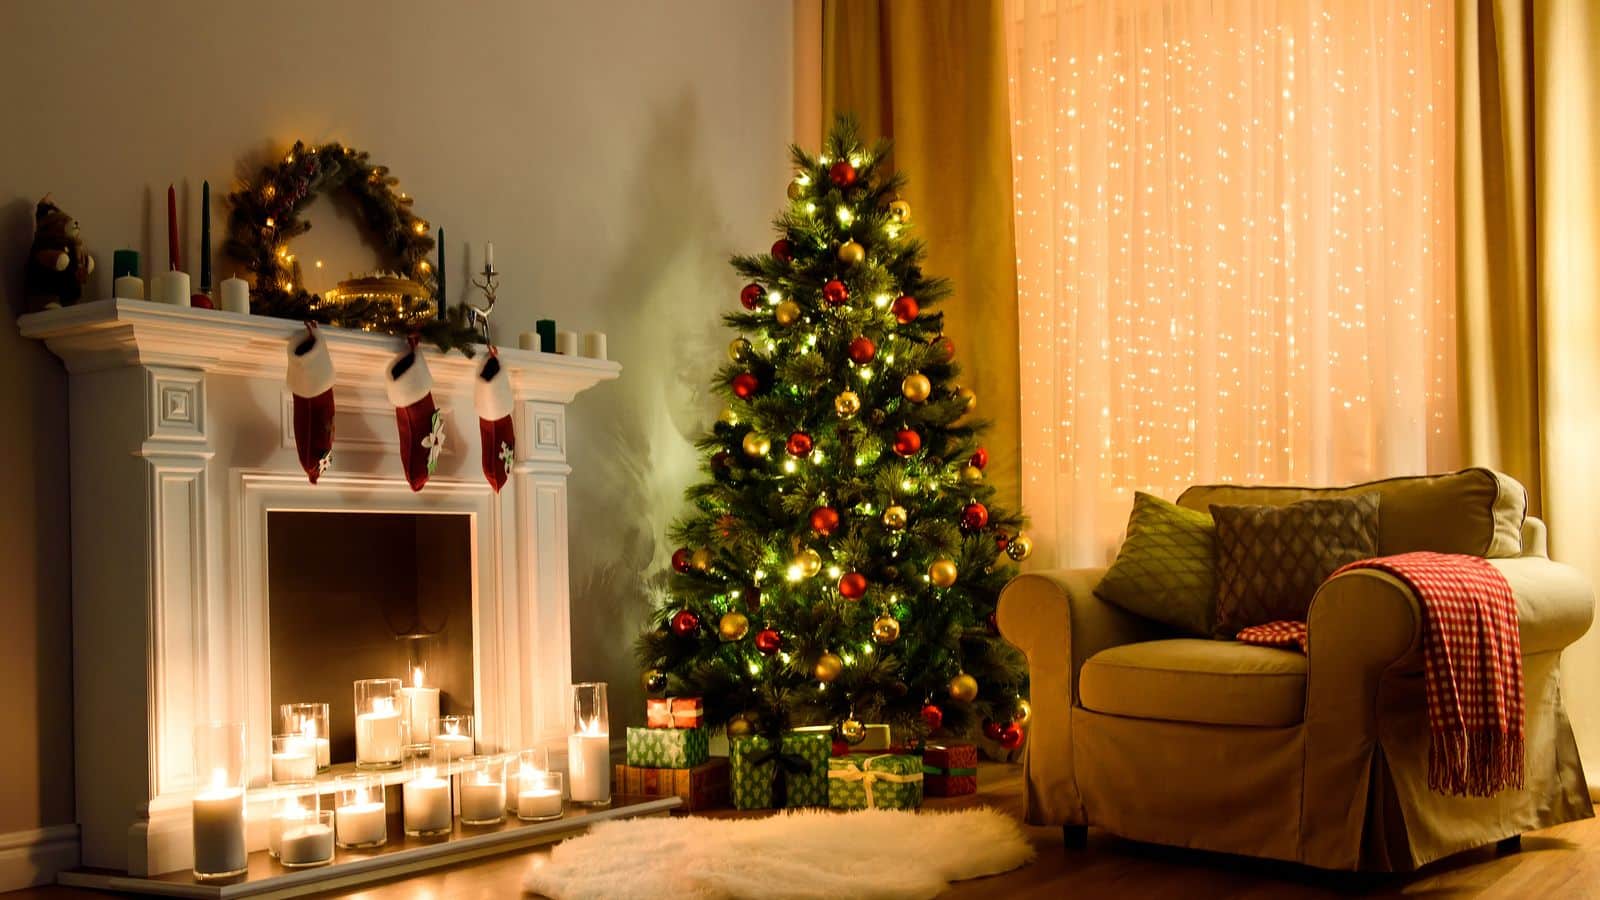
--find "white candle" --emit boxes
[402,769,452,835]
[113,274,144,300]
[220,276,249,313]
[431,731,472,764]
[556,330,579,356]
[300,720,331,770]
[268,807,310,858]
[567,731,610,804]
[335,799,387,848]
[356,700,402,767]
[152,271,191,307]
[518,331,537,351]
[271,747,316,783]
[504,769,521,813]
[191,778,246,877]
[400,674,439,747]
[517,785,563,820]
[278,822,334,867]
[458,779,504,824]
[581,332,607,360]
[484,242,494,268]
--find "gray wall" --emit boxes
[0,0,792,833]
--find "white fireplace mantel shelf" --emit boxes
[20,299,619,877]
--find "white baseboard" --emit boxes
[0,823,80,891]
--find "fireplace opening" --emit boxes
[266,511,475,766]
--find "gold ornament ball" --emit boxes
[929,558,959,588]
[742,432,772,459]
[837,240,866,265]
[888,199,912,223]
[796,547,823,578]
[835,390,862,418]
[839,716,867,744]
[1013,699,1033,725]
[728,337,753,363]
[728,714,756,737]
[956,386,978,413]
[719,406,740,426]
[1006,533,1034,562]
[690,547,713,572]
[901,373,932,404]
[718,611,750,642]
[787,179,805,200]
[948,672,979,703]
[871,613,901,644]
[882,505,908,530]
[775,300,802,326]
[814,651,844,683]
[960,465,984,485]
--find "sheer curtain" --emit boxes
[1006,0,1456,567]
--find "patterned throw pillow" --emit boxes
[1210,493,1380,636]
[1095,492,1217,636]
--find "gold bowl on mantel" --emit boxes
[318,273,437,330]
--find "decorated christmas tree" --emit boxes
[637,116,1030,748]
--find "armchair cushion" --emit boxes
[1079,639,1307,728]
[1095,491,1218,636]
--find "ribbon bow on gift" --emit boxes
[831,755,924,808]
[748,743,815,808]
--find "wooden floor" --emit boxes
[15,762,1600,899]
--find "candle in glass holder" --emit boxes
[399,660,440,754]
[280,703,331,770]
[355,679,403,770]
[402,764,452,837]
[567,682,610,805]
[517,769,563,821]
[430,715,473,764]
[458,756,505,825]
[191,721,247,880]
[271,735,317,783]
[279,811,335,868]
[267,782,315,859]
[333,775,387,849]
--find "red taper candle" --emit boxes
[166,185,181,272]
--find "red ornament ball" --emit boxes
[920,703,944,731]
[891,295,919,324]
[961,502,990,532]
[847,336,877,364]
[932,335,956,361]
[671,547,693,573]
[892,429,922,457]
[831,739,850,757]
[970,447,989,470]
[755,628,782,655]
[786,431,814,457]
[670,609,701,637]
[982,720,1006,741]
[998,723,1026,750]
[838,572,868,600]
[828,160,858,187]
[995,532,1011,551]
[731,372,760,399]
[809,506,841,536]
[771,239,794,263]
[191,294,215,310]
[739,282,764,310]
[823,279,850,306]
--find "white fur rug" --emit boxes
[523,807,1034,899]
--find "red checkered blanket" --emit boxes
[1237,552,1524,797]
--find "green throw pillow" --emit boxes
[1095,492,1217,635]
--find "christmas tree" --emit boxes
[637,115,1030,748]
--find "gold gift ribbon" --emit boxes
[830,754,924,808]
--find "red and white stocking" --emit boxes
[385,339,443,492]
[475,347,515,492]
[286,323,335,483]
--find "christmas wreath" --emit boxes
[223,141,480,354]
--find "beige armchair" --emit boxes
[998,470,1594,871]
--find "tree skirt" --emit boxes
[523,807,1034,899]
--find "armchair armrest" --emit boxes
[1490,556,1595,653]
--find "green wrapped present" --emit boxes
[828,753,924,810]
[729,728,830,809]
[626,725,709,768]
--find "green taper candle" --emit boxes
[199,180,212,291]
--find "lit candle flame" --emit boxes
[210,767,228,790]
[374,696,395,715]
[412,666,424,688]
[445,720,459,736]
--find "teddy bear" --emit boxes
[25,195,94,312]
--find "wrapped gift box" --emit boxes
[626,725,710,768]
[613,758,729,811]
[922,743,978,796]
[828,753,924,810]
[729,729,830,809]
[646,696,704,729]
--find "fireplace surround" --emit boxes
[20,299,619,875]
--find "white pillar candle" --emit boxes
[555,330,579,356]
[113,274,145,300]
[430,731,472,764]
[271,747,316,783]
[334,800,387,848]
[518,331,537,351]
[191,785,246,877]
[219,276,249,313]
[402,769,452,836]
[355,702,402,767]
[400,684,440,746]
[268,807,310,858]
[458,779,504,824]
[278,822,334,867]
[567,733,610,804]
[517,785,563,820]
[151,271,191,307]
[581,332,607,360]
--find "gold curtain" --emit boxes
[1457,0,1600,783]
[821,0,1021,511]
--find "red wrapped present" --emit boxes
[922,743,978,796]
[613,758,729,811]
[646,696,704,729]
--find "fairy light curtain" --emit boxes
[1005,0,1456,566]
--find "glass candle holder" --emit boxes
[192,721,247,880]
[271,735,319,783]
[431,715,474,766]
[399,636,440,755]
[402,760,452,837]
[279,810,335,868]
[568,682,610,806]
[506,748,549,813]
[267,782,317,860]
[353,678,403,770]
[457,755,505,825]
[279,702,331,771]
[333,774,387,849]
[516,769,564,822]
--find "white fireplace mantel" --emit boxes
[19,300,619,875]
